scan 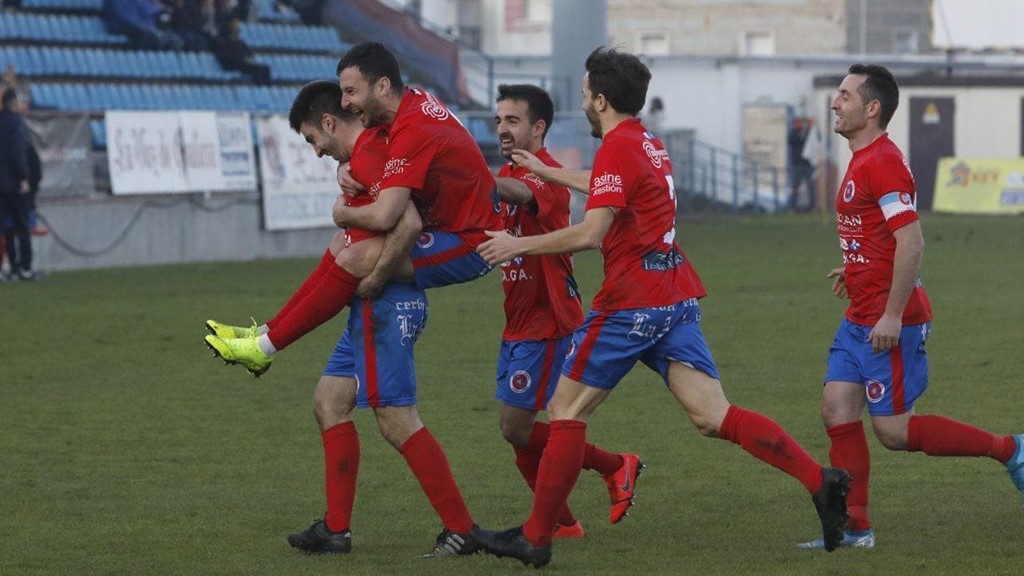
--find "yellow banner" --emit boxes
[933,157,1024,214]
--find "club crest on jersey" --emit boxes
[509,370,532,393]
[842,180,856,202]
[866,379,886,403]
[417,233,435,248]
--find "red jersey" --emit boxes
[378,87,501,242]
[836,133,931,325]
[497,148,584,341]
[343,126,388,246]
[585,118,705,310]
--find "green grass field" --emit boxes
[2,214,1022,576]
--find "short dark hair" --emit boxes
[336,42,405,93]
[848,63,899,129]
[584,47,650,117]
[2,88,18,109]
[288,80,356,132]
[496,84,554,138]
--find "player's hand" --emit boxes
[337,163,365,198]
[867,314,901,352]
[356,272,386,299]
[827,267,848,299]
[510,149,545,178]
[20,180,29,195]
[478,229,521,265]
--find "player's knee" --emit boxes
[499,420,530,446]
[690,416,720,438]
[872,424,908,450]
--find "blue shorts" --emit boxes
[495,336,573,411]
[825,318,930,416]
[322,282,428,409]
[410,231,493,289]
[561,299,720,389]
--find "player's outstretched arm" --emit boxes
[478,206,615,265]
[495,176,534,206]
[333,186,411,231]
[356,201,421,299]
[510,149,591,193]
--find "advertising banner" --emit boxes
[255,115,338,231]
[25,113,95,199]
[107,111,256,194]
[933,157,1024,214]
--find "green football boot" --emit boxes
[205,319,260,339]
[205,334,273,377]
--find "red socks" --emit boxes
[907,414,1016,462]
[827,421,871,531]
[266,263,360,350]
[513,423,577,527]
[399,427,474,535]
[322,422,359,533]
[523,420,587,547]
[267,249,335,330]
[719,406,823,494]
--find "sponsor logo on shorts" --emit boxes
[566,339,576,358]
[510,370,532,393]
[866,379,885,403]
[417,232,435,248]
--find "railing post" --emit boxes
[751,162,759,213]
[710,147,717,203]
[687,137,696,199]
[731,154,739,213]
[772,166,779,213]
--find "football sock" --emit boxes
[513,439,577,528]
[827,421,871,531]
[322,421,359,533]
[266,249,334,330]
[266,264,360,351]
[399,427,474,535]
[583,444,624,476]
[719,405,823,494]
[526,421,623,475]
[906,414,1016,462]
[523,419,587,547]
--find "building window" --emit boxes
[892,29,919,54]
[505,0,550,32]
[740,30,775,56]
[638,32,670,56]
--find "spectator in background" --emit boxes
[0,89,36,281]
[644,96,664,134]
[789,118,816,212]
[211,17,271,85]
[102,0,185,51]
[170,0,212,51]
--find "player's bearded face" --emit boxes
[339,67,382,128]
[581,74,602,139]
[495,99,534,159]
[832,74,870,138]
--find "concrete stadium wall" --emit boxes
[34,193,333,272]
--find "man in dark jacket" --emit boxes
[0,89,35,280]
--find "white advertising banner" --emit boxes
[256,115,339,230]
[107,111,256,195]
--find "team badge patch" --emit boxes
[509,370,532,394]
[842,181,856,202]
[866,379,885,403]
[416,233,435,249]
